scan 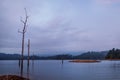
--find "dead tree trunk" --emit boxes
[18,8,29,76]
[27,39,30,67]
[27,39,30,79]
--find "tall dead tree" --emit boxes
[18,8,29,76]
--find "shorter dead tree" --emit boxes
[27,39,30,66]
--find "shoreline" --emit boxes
[0,75,29,80]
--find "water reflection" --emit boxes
[61,60,64,69]
[112,62,120,68]
[1,60,120,80]
[20,59,23,77]
[62,60,64,64]
[18,60,30,79]
[105,61,120,80]
[18,59,20,68]
[32,60,34,74]
[27,62,30,79]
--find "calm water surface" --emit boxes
[0,60,120,80]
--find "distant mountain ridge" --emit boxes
[74,51,108,60]
[0,51,108,60]
[0,53,21,60]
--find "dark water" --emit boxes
[0,60,120,80]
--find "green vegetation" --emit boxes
[105,48,120,59]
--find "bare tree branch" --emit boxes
[19,9,29,33]
[24,8,29,19]
[18,29,23,34]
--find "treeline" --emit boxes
[37,51,107,60]
[0,51,107,60]
[0,53,36,60]
[105,48,120,59]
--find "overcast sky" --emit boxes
[0,0,120,54]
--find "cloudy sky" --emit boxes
[0,0,120,54]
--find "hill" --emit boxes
[0,53,21,60]
[74,51,108,60]
[0,51,108,60]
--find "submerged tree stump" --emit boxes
[0,75,29,80]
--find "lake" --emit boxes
[0,60,120,80]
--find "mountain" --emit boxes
[36,51,84,56]
[74,51,108,60]
[0,53,21,60]
[0,51,108,60]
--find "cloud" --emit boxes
[0,0,120,54]
[94,0,120,5]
